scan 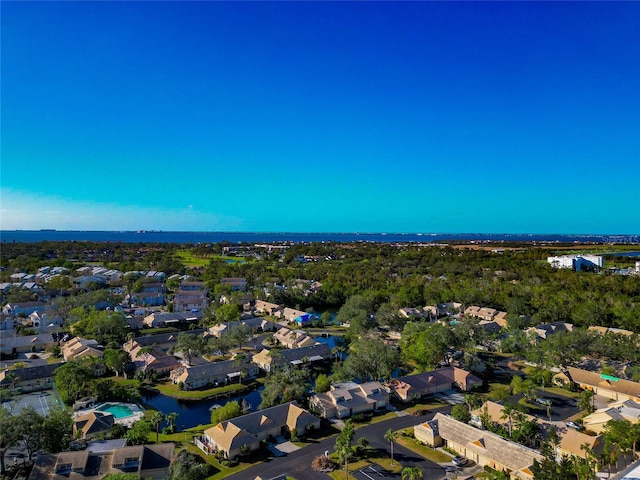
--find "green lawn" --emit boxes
[395,429,452,463]
[175,249,248,268]
[153,380,251,400]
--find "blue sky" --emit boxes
[2,1,639,234]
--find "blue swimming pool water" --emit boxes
[98,403,135,419]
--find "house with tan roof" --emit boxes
[276,307,308,322]
[415,413,543,479]
[388,367,482,402]
[554,367,640,402]
[252,343,332,372]
[470,401,603,461]
[310,381,389,419]
[73,411,115,439]
[582,399,640,434]
[273,327,317,349]
[197,402,320,459]
[252,300,279,315]
[61,337,104,362]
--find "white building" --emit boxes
[547,254,603,271]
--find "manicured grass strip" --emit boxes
[395,429,452,463]
[153,380,250,400]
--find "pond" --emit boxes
[142,387,263,430]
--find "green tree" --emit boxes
[19,407,44,460]
[54,361,95,404]
[104,349,131,378]
[150,411,164,443]
[401,466,423,480]
[335,420,356,478]
[210,401,242,425]
[315,373,331,393]
[451,404,471,423]
[168,449,214,480]
[384,428,398,466]
[126,420,151,445]
[173,332,208,365]
[0,408,21,474]
[259,365,311,409]
[165,412,179,434]
[215,304,241,323]
[342,337,400,382]
[40,407,73,453]
[578,390,595,413]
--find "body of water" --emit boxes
[142,387,263,430]
[2,230,637,244]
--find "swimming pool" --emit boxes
[97,403,135,419]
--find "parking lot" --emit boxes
[354,464,398,479]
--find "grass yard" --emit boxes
[175,249,248,268]
[395,429,452,463]
[153,380,250,400]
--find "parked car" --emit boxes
[452,456,468,466]
[566,421,584,431]
[536,398,552,406]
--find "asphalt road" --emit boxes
[226,406,452,480]
[506,389,579,422]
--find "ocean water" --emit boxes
[1,230,635,244]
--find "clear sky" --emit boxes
[2,1,639,234]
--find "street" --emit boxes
[225,406,453,480]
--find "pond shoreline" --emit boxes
[141,382,256,402]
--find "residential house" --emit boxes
[277,307,308,322]
[208,317,276,338]
[254,300,281,316]
[28,443,175,480]
[170,359,259,390]
[142,311,202,328]
[310,381,389,419]
[554,367,640,402]
[293,313,319,327]
[2,301,47,317]
[464,306,509,324]
[398,307,426,319]
[73,275,108,289]
[526,322,573,340]
[173,290,208,313]
[415,413,543,480]
[389,367,482,402]
[0,363,62,393]
[129,290,164,307]
[220,277,247,291]
[128,344,180,376]
[470,401,604,461]
[0,333,56,355]
[273,327,317,349]
[252,343,332,372]
[582,399,640,434]
[588,326,635,337]
[73,411,115,439]
[197,402,319,459]
[61,337,104,362]
[124,330,205,354]
[28,311,63,332]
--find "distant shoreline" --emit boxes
[1,230,638,244]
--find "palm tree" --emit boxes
[165,412,178,433]
[401,467,423,480]
[384,428,398,466]
[150,411,164,442]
